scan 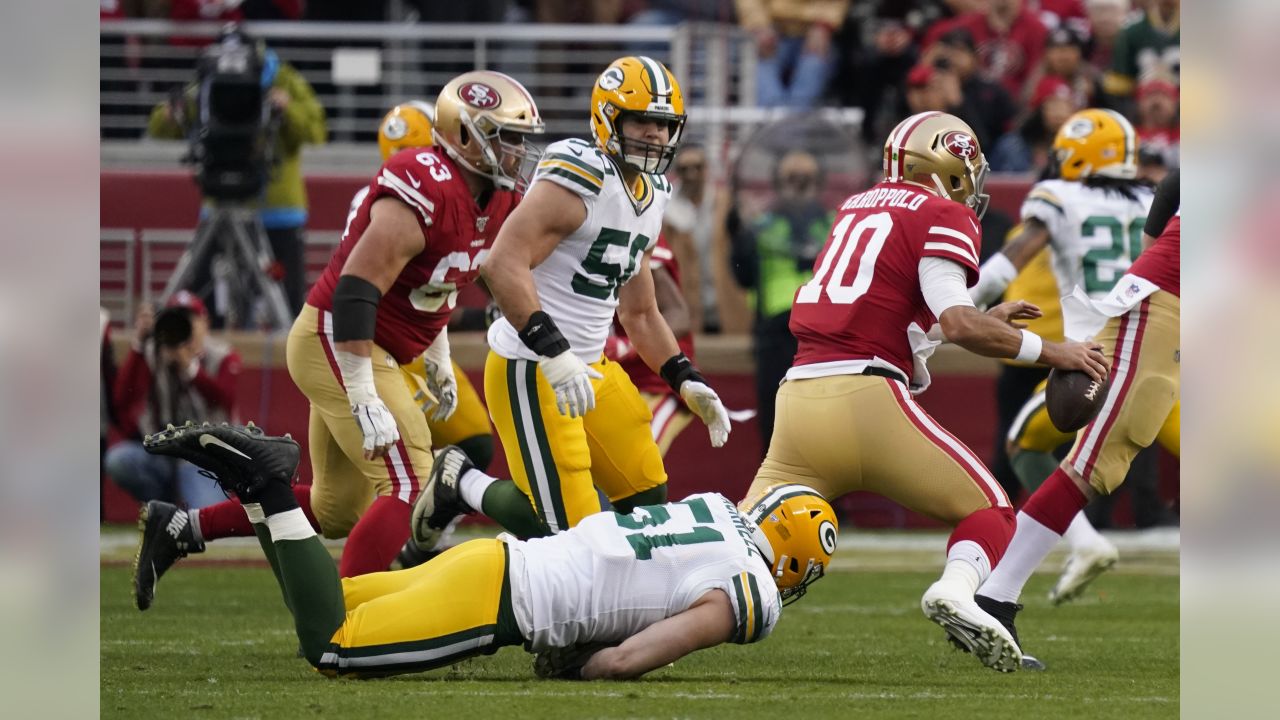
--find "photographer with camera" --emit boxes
[148,24,327,322]
[106,292,242,510]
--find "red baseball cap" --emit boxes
[167,290,208,317]
[1137,76,1179,100]
[1031,76,1073,108]
[906,63,934,88]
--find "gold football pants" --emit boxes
[287,305,432,538]
[319,539,523,677]
[748,374,1009,524]
[485,351,667,533]
[400,358,493,446]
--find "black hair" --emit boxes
[1082,175,1156,201]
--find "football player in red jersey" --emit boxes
[742,111,1110,672]
[976,169,1180,667]
[604,235,697,455]
[286,71,543,578]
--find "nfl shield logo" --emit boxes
[476,216,489,232]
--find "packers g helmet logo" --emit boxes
[459,82,501,109]
[382,116,408,141]
[942,130,978,160]
[598,67,625,91]
[819,520,837,555]
[1062,117,1096,140]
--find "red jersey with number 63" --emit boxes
[789,181,984,382]
[307,147,519,365]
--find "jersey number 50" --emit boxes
[795,212,893,305]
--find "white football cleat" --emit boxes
[1049,540,1119,605]
[922,581,1023,673]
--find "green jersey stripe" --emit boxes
[541,166,602,195]
[731,574,750,644]
[746,573,766,643]
[543,153,605,180]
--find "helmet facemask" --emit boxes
[441,110,544,193]
[609,109,685,175]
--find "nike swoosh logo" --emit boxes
[199,434,252,459]
[406,171,422,189]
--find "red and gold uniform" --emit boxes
[748,181,1011,522]
[288,147,518,537]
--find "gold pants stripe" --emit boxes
[286,305,433,538]
[320,539,519,677]
[485,351,667,532]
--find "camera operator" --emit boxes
[106,292,242,510]
[147,26,327,319]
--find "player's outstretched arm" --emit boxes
[333,197,425,459]
[969,219,1051,307]
[581,590,736,680]
[480,180,586,331]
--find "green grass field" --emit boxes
[101,533,1178,720]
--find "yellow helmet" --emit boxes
[378,100,435,161]
[434,70,545,192]
[1052,108,1138,181]
[590,56,687,174]
[884,111,990,218]
[739,483,838,605]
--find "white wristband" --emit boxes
[1015,329,1043,363]
[334,349,379,405]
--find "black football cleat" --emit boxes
[974,594,1046,671]
[143,421,299,498]
[133,500,205,611]
[411,446,475,552]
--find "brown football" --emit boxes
[1045,369,1110,433]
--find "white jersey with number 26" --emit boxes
[506,492,780,652]
[488,138,671,363]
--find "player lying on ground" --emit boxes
[142,421,836,679]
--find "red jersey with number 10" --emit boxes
[307,147,519,365]
[789,181,984,382]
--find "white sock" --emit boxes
[938,540,992,596]
[265,508,315,542]
[978,511,1062,603]
[188,508,205,544]
[243,502,266,525]
[459,468,497,513]
[1062,511,1106,551]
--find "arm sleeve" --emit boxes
[276,64,328,151]
[919,256,977,318]
[190,350,241,415]
[113,347,153,439]
[1144,168,1180,237]
[920,202,982,285]
[720,570,779,645]
[534,139,607,198]
[1020,183,1069,243]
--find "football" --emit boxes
[1045,368,1110,433]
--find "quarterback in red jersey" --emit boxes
[605,235,696,455]
[286,71,543,577]
[976,169,1180,666]
[745,111,1108,672]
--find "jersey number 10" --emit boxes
[795,212,893,306]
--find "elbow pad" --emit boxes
[332,275,382,342]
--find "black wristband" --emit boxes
[659,353,705,393]
[332,275,382,342]
[518,311,570,358]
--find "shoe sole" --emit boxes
[132,502,163,612]
[924,598,1022,673]
[1049,554,1118,605]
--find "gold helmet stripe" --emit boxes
[887,111,943,181]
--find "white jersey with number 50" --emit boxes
[506,492,780,651]
[488,138,671,363]
[1021,179,1153,303]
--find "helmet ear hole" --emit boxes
[788,557,801,573]
[458,124,471,147]
[950,175,963,191]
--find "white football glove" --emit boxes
[680,380,731,448]
[351,396,400,459]
[421,329,458,423]
[539,351,603,418]
[335,349,400,459]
